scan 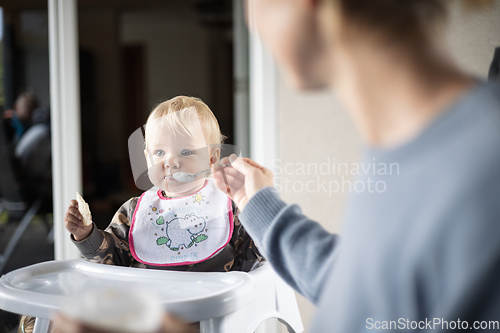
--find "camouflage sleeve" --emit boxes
[71,197,139,266]
[230,201,265,271]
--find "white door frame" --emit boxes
[247,1,279,172]
[48,0,82,260]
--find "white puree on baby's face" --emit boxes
[172,172,196,183]
[172,161,232,183]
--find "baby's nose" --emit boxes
[164,155,180,168]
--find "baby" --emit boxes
[65,96,263,272]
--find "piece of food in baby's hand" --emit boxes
[76,192,92,226]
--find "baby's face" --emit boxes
[145,122,213,197]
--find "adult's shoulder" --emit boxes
[455,82,500,172]
[427,82,500,172]
[465,81,500,126]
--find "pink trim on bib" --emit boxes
[129,191,147,264]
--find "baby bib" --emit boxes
[129,179,233,266]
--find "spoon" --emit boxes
[169,161,232,183]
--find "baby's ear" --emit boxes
[210,147,221,165]
[144,149,153,166]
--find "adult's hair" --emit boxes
[333,0,448,49]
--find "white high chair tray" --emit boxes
[0,259,255,322]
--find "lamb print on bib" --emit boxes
[129,179,233,266]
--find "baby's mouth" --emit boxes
[164,172,178,180]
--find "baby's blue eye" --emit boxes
[181,149,192,156]
[155,150,165,157]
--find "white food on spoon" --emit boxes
[171,161,232,183]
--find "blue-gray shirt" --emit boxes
[240,82,500,332]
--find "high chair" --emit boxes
[0,260,304,333]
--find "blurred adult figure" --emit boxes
[15,106,52,184]
[1,92,51,188]
[3,92,38,144]
[213,0,500,332]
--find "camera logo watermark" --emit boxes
[273,158,399,195]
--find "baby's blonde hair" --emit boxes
[145,96,226,151]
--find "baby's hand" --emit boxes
[64,200,93,241]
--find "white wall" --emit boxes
[276,1,500,330]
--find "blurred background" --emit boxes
[0,0,237,225]
[0,0,499,332]
[0,0,245,331]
